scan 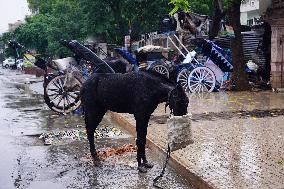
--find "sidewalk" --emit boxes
[112,91,284,189]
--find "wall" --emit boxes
[240,0,260,25]
[265,0,284,88]
[241,0,259,12]
[269,21,284,88]
[240,12,248,25]
[259,0,272,15]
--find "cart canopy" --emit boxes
[201,40,233,72]
[114,48,138,66]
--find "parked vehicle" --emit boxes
[43,40,116,114]
[2,58,24,69]
[7,40,65,112]
[17,59,24,70]
[3,58,15,68]
[8,40,116,114]
[115,36,218,93]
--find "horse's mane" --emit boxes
[141,70,174,85]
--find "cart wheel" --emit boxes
[188,67,216,93]
[177,68,190,92]
[44,75,82,114]
[151,64,170,78]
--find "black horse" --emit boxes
[81,70,189,172]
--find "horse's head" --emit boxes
[168,82,189,116]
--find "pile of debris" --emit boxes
[39,126,122,145]
[97,144,137,160]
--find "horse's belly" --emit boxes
[109,107,134,114]
[104,98,134,113]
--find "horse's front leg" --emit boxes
[135,114,154,173]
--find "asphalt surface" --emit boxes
[0,68,192,189]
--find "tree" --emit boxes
[227,0,250,90]
[1,0,87,57]
[27,0,57,14]
[79,0,170,44]
[169,0,190,15]
[209,0,226,39]
[189,0,213,16]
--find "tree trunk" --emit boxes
[228,0,250,91]
[209,0,225,40]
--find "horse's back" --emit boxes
[81,71,169,113]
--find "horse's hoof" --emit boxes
[138,165,148,173]
[92,156,102,167]
[143,162,154,169]
[93,159,102,167]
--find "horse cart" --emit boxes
[115,32,234,93]
[8,40,115,114]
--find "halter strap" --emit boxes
[165,88,175,114]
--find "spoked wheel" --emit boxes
[44,75,82,114]
[177,68,190,92]
[188,67,216,93]
[151,64,170,78]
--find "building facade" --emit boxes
[240,0,261,26]
[8,20,24,32]
[264,0,284,88]
[241,0,284,89]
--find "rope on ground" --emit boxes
[153,144,171,189]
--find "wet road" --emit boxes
[0,69,191,189]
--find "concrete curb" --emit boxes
[110,112,215,189]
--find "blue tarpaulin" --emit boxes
[114,48,138,66]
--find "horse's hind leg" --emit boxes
[84,109,105,163]
[135,114,154,173]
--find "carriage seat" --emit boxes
[51,57,77,71]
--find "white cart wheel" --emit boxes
[151,64,170,78]
[44,75,82,114]
[188,67,216,93]
[177,68,190,92]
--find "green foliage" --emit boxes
[1,32,16,58]
[27,0,57,14]
[79,0,170,44]
[169,0,212,16]
[1,0,171,57]
[169,0,190,15]
[0,0,220,58]
[189,0,212,16]
[1,0,87,57]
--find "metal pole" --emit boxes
[172,34,190,54]
[167,36,186,58]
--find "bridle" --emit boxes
[165,88,178,115]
